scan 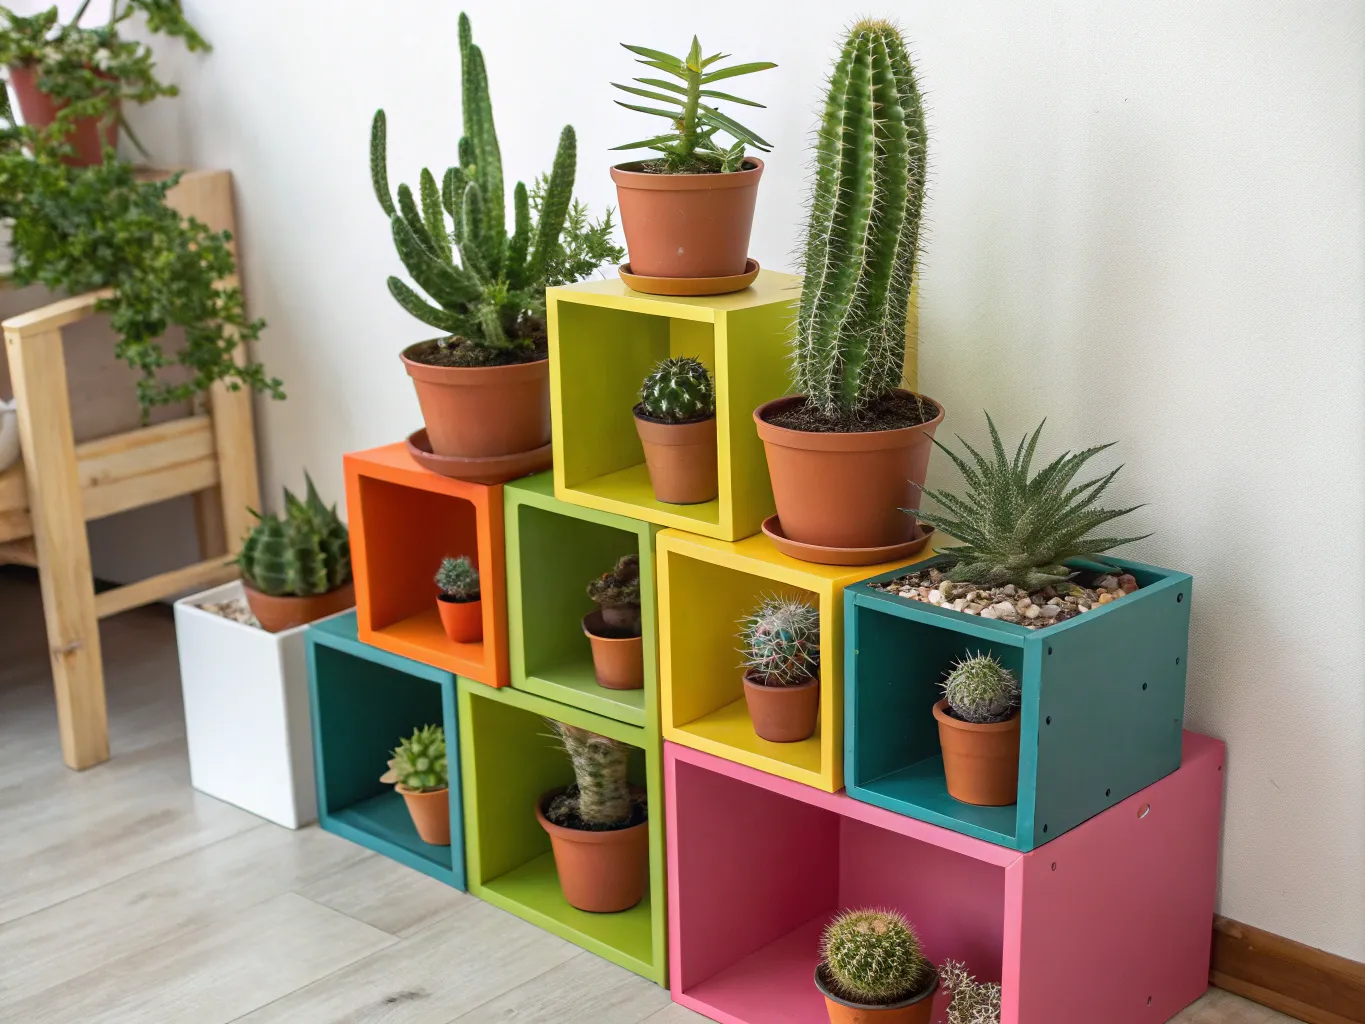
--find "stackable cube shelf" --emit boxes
[845,555,1193,850]
[307,611,465,888]
[547,270,799,542]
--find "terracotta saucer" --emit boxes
[618,258,760,297]
[405,428,552,484]
[761,515,935,567]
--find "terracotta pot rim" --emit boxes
[535,787,648,845]
[437,593,481,604]
[814,963,939,1011]
[754,391,945,452]
[395,784,449,796]
[582,611,643,643]
[400,345,548,384]
[932,698,1021,733]
[241,580,353,602]
[610,157,763,190]
[743,668,819,692]
[632,405,716,428]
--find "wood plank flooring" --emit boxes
[0,568,1303,1023]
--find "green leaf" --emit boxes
[633,58,688,79]
[700,52,729,68]
[635,77,687,95]
[615,101,680,119]
[699,88,765,108]
[387,277,464,334]
[701,61,778,83]
[698,103,771,148]
[621,43,684,68]
[685,36,703,73]
[609,133,682,151]
[612,83,684,105]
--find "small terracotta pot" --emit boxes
[934,699,1022,806]
[401,346,550,460]
[8,64,118,166]
[815,964,939,1024]
[583,611,644,690]
[610,159,763,279]
[536,787,649,912]
[437,595,483,643]
[634,410,718,505]
[398,785,451,846]
[754,392,945,556]
[242,581,355,634]
[743,669,819,743]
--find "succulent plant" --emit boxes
[914,414,1150,591]
[793,20,927,423]
[941,652,1020,724]
[381,724,448,792]
[738,595,819,687]
[547,720,636,829]
[238,474,350,598]
[821,908,932,1006]
[940,961,1002,1024]
[587,554,642,635]
[435,555,480,601]
[639,356,715,423]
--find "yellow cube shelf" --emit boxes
[657,528,935,792]
[547,271,800,542]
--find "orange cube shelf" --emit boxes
[343,442,509,687]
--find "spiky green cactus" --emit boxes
[793,20,927,421]
[822,908,932,1006]
[941,652,1020,724]
[738,595,820,687]
[639,356,716,423]
[238,474,351,597]
[547,721,635,828]
[940,961,1002,1024]
[435,555,480,601]
[384,724,448,792]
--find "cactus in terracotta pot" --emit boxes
[587,554,642,635]
[738,595,821,743]
[818,908,935,1009]
[941,652,1019,724]
[380,724,451,846]
[634,356,719,503]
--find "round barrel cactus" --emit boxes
[738,595,820,687]
[639,356,715,423]
[941,652,1020,724]
[821,908,932,1005]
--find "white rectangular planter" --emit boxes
[174,580,343,828]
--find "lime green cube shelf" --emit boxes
[505,472,660,730]
[547,271,801,542]
[458,679,666,985]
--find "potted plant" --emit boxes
[940,961,1002,1024]
[583,554,644,690]
[435,555,482,643]
[816,908,938,1023]
[370,13,622,475]
[738,595,820,743]
[634,356,717,504]
[754,20,942,562]
[380,724,451,846]
[537,720,647,913]
[935,653,1021,806]
[610,36,775,290]
[237,475,354,633]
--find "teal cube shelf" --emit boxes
[307,612,465,888]
[845,556,1192,851]
[505,472,660,730]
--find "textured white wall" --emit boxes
[19,0,1365,959]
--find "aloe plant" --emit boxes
[238,475,350,598]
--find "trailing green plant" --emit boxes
[638,356,715,423]
[237,475,351,598]
[381,724,447,792]
[546,720,636,829]
[792,19,928,425]
[821,908,932,1006]
[435,555,479,601]
[738,594,819,687]
[612,36,775,173]
[913,414,1150,591]
[940,961,1002,1024]
[941,652,1019,724]
[371,13,622,366]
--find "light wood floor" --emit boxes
[0,568,1302,1023]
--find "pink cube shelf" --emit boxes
[666,733,1224,1024]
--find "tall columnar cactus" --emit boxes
[738,595,820,687]
[548,721,635,828]
[383,724,448,792]
[639,356,716,422]
[238,475,351,597]
[941,652,1020,724]
[794,20,927,420]
[821,908,932,1005]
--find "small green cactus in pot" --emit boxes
[586,554,642,636]
[634,356,720,504]
[238,474,351,598]
[637,357,716,423]
[817,908,936,1008]
[738,595,819,687]
[436,555,480,602]
[941,652,1020,724]
[380,724,448,793]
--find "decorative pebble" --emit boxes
[1039,604,1062,618]
[952,598,968,611]
[979,607,999,620]
[1097,592,1114,604]
[1000,584,1017,596]
[1118,574,1139,594]
[928,589,943,605]
[200,598,260,628]
[1095,575,1119,590]
[1024,605,1041,619]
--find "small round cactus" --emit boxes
[436,555,480,601]
[941,652,1020,724]
[238,474,351,597]
[383,724,448,792]
[821,908,932,1005]
[638,356,716,423]
[739,595,820,687]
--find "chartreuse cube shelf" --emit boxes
[458,678,666,985]
[547,270,799,542]
[504,472,660,729]
[343,442,509,686]
[307,611,464,889]
[658,528,933,793]
[845,555,1193,852]
[666,735,1224,1024]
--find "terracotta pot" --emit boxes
[9,64,117,166]
[610,159,762,279]
[743,668,819,743]
[815,964,939,1024]
[934,699,1022,806]
[401,346,550,460]
[536,787,649,912]
[754,392,945,555]
[582,611,644,690]
[398,785,452,846]
[242,581,354,634]
[437,595,483,643]
[634,410,718,505]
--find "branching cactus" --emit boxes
[794,19,927,420]
[238,475,351,597]
[638,356,716,423]
[739,595,820,687]
[436,555,480,601]
[941,652,1020,724]
[587,554,643,635]
[382,724,448,792]
[821,908,932,1005]
[940,961,1002,1024]
[548,720,635,828]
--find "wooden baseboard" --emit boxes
[1212,916,1365,1024]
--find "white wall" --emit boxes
[23,0,1365,960]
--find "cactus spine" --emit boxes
[821,908,932,1005]
[795,20,927,420]
[384,724,448,792]
[238,475,351,597]
[548,721,635,828]
[435,555,480,601]
[738,595,820,687]
[639,356,716,423]
[941,652,1020,724]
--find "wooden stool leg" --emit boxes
[208,362,260,556]
[5,325,108,769]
